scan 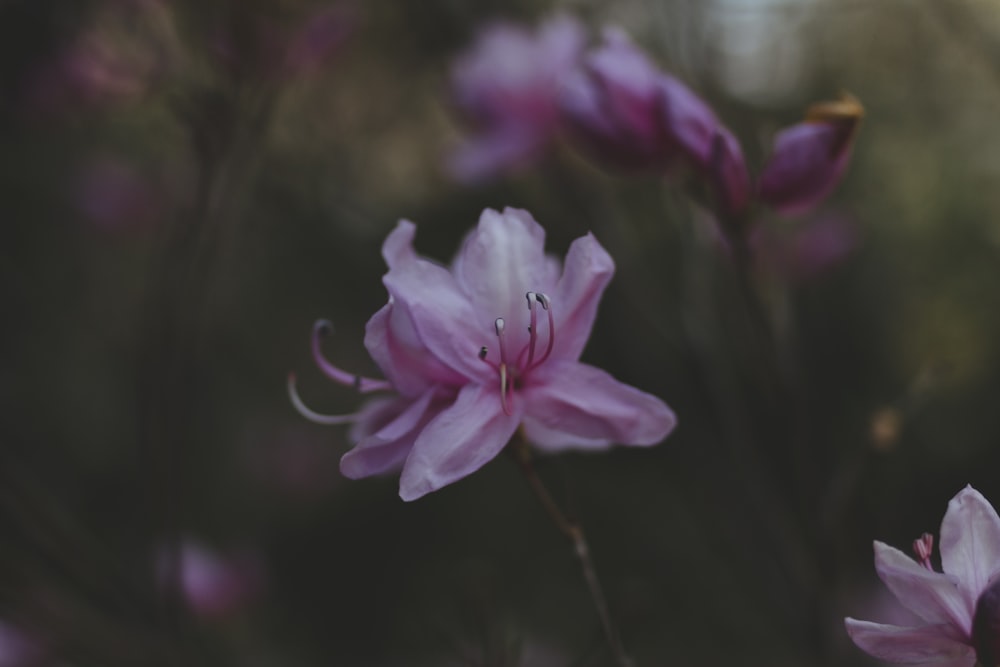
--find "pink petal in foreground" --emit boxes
[521,360,676,451]
[874,541,973,634]
[380,224,492,382]
[399,383,521,501]
[845,618,976,665]
[341,389,439,479]
[940,485,1000,607]
[552,232,615,362]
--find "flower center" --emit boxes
[974,577,1000,667]
[478,291,556,415]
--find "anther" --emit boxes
[479,346,488,360]
[494,318,512,415]
[525,292,555,371]
[912,533,934,570]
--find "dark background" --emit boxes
[2,0,999,665]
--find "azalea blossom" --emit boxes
[447,16,585,182]
[757,93,864,217]
[290,207,676,501]
[559,27,749,215]
[845,485,1000,667]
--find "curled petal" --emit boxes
[341,389,440,479]
[552,233,614,361]
[521,361,676,451]
[940,485,1000,606]
[845,618,976,665]
[874,541,973,634]
[399,383,520,501]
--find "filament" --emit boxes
[287,374,360,425]
[311,319,391,394]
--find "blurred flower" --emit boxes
[24,0,178,113]
[159,540,262,621]
[0,621,45,667]
[845,485,1000,667]
[757,93,864,217]
[751,211,859,281]
[73,155,160,232]
[213,5,354,83]
[282,6,354,79]
[560,27,750,214]
[447,15,585,182]
[290,208,676,500]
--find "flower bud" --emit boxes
[757,93,863,217]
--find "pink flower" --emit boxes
[447,16,585,182]
[558,28,750,216]
[757,93,863,217]
[845,485,1000,667]
[290,208,676,501]
[158,540,262,620]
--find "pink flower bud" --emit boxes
[757,93,863,217]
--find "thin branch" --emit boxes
[508,440,634,667]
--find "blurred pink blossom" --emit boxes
[0,622,44,667]
[24,0,176,113]
[751,211,859,281]
[160,540,263,621]
[447,15,585,182]
[757,94,864,217]
[560,28,750,214]
[282,6,354,78]
[73,156,160,232]
[845,485,1000,667]
[291,208,676,500]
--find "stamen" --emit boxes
[495,318,512,415]
[478,345,499,371]
[913,533,934,570]
[524,292,540,368]
[525,292,555,371]
[287,374,360,425]
[311,320,392,394]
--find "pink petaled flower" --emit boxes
[558,28,750,216]
[447,16,585,183]
[845,485,1000,667]
[757,93,863,217]
[290,208,676,501]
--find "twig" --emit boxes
[508,439,635,667]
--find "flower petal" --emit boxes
[874,541,973,635]
[940,485,1000,607]
[844,618,976,665]
[452,208,559,354]
[551,233,614,361]
[364,302,466,396]
[446,126,549,184]
[379,221,492,382]
[521,361,675,451]
[756,119,855,217]
[341,390,439,479]
[398,382,521,501]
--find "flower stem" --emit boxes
[508,439,634,667]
